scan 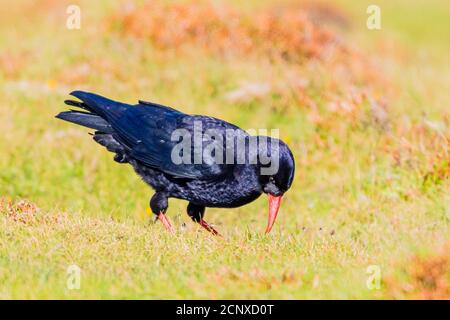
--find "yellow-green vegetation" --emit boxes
[0,0,448,299]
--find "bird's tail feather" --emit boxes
[68,90,128,120]
[64,99,94,112]
[55,110,113,133]
[56,90,129,132]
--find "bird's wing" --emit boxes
[109,102,246,180]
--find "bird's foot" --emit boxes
[153,212,174,233]
[198,219,221,236]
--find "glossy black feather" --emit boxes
[55,110,112,133]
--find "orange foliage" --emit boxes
[0,197,40,224]
[111,1,345,61]
[385,245,450,299]
[107,1,389,124]
[380,116,450,183]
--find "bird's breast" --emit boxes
[183,181,262,208]
[130,160,262,208]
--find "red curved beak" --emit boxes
[266,195,282,234]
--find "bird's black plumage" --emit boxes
[56,91,295,233]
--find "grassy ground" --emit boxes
[0,0,448,299]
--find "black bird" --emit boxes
[56,91,295,234]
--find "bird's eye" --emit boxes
[269,176,275,184]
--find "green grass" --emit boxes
[0,0,448,299]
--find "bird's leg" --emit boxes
[150,192,174,233]
[198,219,220,236]
[187,202,220,236]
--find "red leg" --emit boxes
[187,203,221,236]
[198,219,221,236]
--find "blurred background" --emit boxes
[0,0,448,299]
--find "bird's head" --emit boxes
[257,138,295,233]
